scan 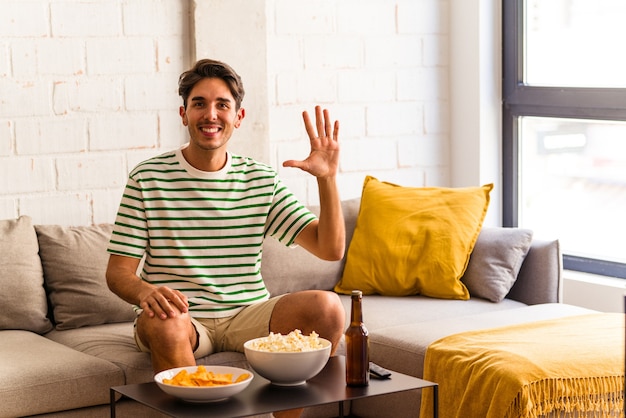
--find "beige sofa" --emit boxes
[0,198,594,418]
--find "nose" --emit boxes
[203,104,218,121]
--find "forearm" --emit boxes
[288,105,344,260]
[106,255,153,306]
[315,176,345,260]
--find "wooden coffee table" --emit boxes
[110,356,438,417]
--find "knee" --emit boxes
[312,291,345,327]
[322,291,344,317]
[137,312,193,347]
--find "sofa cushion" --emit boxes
[0,330,124,417]
[45,322,249,385]
[262,198,361,296]
[335,176,492,299]
[366,303,597,381]
[461,227,534,302]
[337,294,527,336]
[0,216,53,334]
[35,224,136,330]
[45,322,155,384]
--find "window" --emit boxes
[503,0,626,278]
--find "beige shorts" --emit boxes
[134,295,284,359]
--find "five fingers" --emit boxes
[303,105,337,142]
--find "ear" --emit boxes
[234,108,245,128]
[179,106,188,126]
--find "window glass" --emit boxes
[525,0,626,88]
[519,116,626,264]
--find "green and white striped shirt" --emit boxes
[107,146,316,318]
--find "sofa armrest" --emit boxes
[506,238,563,305]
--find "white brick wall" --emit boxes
[1,0,450,225]
[266,0,451,204]
[0,120,13,155]
[0,0,190,225]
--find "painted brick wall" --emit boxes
[265,0,451,204]
[0,0,191,225]
[1,0,450,226]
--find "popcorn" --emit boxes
[249,329,324,352]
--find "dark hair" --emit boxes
[178,59,245,109]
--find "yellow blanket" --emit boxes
[420,313,624,418]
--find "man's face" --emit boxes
[179,77,244,152]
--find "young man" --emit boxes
[106,59,346,417]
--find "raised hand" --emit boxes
[282,106,340,179]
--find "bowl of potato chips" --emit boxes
[154,365,253,402]
[244,330,331,386]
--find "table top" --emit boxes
[111,356,437,418]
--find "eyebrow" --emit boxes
[189,96,232,104]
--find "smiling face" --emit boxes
[179,77,245,165]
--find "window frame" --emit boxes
[502,0,626,278]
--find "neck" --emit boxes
[182,144,227,172]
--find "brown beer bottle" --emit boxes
[345,290,369,386]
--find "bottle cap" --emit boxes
[351,290,362,297]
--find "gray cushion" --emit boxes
[262,198,360,296]
[0,330,124,417]
[337,294,526,335]
[35,224,136,330]
[461,227,533,302]
[45,322,154,384]
[0,216,53,334]
[45,322,250,385]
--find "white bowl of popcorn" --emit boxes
[243,330,331,386]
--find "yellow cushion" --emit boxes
[334,176,493,299]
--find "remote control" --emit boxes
[369,362,392,379]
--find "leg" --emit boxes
[136,308,197,373]
[269,290,346,355]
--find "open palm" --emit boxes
[283,106,340,179]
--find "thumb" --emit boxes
[282,159,305,169]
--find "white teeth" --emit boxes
[202,127,219,133]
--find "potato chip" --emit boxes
[163,366,250,387]
[235,373,251,383]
